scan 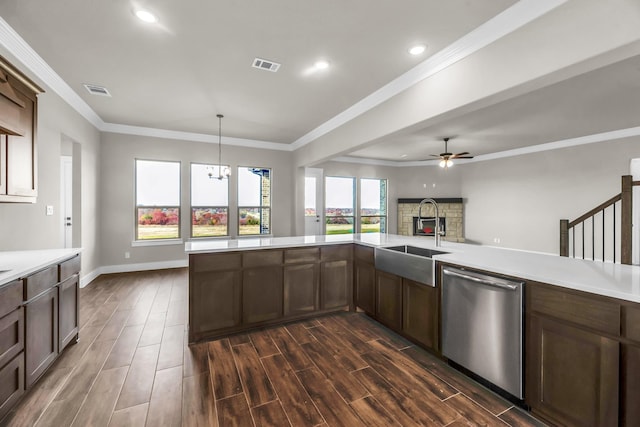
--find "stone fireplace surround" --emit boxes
[397,198,464,243]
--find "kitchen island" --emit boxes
[187,233,640,426]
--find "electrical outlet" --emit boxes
[46,205,54,216]
[124,252,130,259]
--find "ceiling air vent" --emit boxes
[83,83,112,97]
[252,58,281,72]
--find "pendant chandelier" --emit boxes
[208,114,231,180]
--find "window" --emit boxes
[360,178,387,233]
[325,176,355,234]
[238,166,271,235]
[190,164,229,237]
[135,159,180,240]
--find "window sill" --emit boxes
[132,239,184,247]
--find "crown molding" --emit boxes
[101,122,293,151]
[336,126,640,167]
[290,0,568,150]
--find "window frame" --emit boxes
[325,175,356,235]
[189,162,230,239]
[237,165,272,236]
[359,177,388,234]
[134,158,181,242]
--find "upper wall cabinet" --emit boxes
[0,55,44,203]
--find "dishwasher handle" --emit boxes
[443,268,520,291]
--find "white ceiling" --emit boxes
[1,0,640,164]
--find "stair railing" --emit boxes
[560,175,634,264]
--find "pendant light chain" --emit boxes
[217,114,223,178]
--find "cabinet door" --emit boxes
[0,353,24,421]
[354,261,375,314]
[189,270,241,341]
[375,271,402,330]
[58,274,79,351]
[321,260,352,310]
[6,88,36,198]
[243,266,283,324]
[621,343,640,426]
[403,279,438,351]
[284,263,318,316]
[25,286,58,389]
[526,314,619,427]
[0,308,24,369]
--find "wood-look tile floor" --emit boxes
[1,268,546,427]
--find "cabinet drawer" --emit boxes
[623,304,640,343]
[0,307,24,369]
[243,250,283,267]
[354,245,374,264]
[24,265,57,301]
[284,247,319,264]
[0,280,22,319]
[321,245,352,261]
[529,283,620,336]
[0,353,24,421]
[59,255,81,282]
[190,253,242,273]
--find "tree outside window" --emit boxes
[325,176,355,234]
[190,163,229,237]
[360,178,387,233]
[135,159,180,240]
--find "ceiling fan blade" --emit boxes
[428,154,440,157]
[452,155,474,159]
[453,152,469,156]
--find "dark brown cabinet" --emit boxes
[188,245,353,343]
[58,275,79,351]
[375,271,402,330]
[354,246,375,315]
[284,248,319,316]
[0,354,23,420]
[0,254,79,420]
[25,286,58,389]
[0,278,24,420]
[320,245,353,310]
[243,266,283,324]
[526,282,621,427]
[284,263,319,316]
[189,253,242,341]
[403,279,438,351]
[0,55,43,203]
[621,304,640,425]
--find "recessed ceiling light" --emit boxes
[135,10,157,23]
[400,154,408,158]
[408,44,426,55]
[314,60,329,70]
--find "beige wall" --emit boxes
[458,137,640,254]
[0,48,102,276]
[98,133,294,267]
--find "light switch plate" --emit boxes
[46,205,54,216]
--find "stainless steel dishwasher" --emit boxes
[441,266,524,399]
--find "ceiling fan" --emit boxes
[428,137,474,168]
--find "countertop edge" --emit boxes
[0,248,82,288]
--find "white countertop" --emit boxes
[0,248,82,288]
[186,234,640,303]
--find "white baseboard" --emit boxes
[80,259,188,288]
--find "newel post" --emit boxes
[621,175,632,265]
[560,219,569,257]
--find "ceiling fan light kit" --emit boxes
[430,137,474,168]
